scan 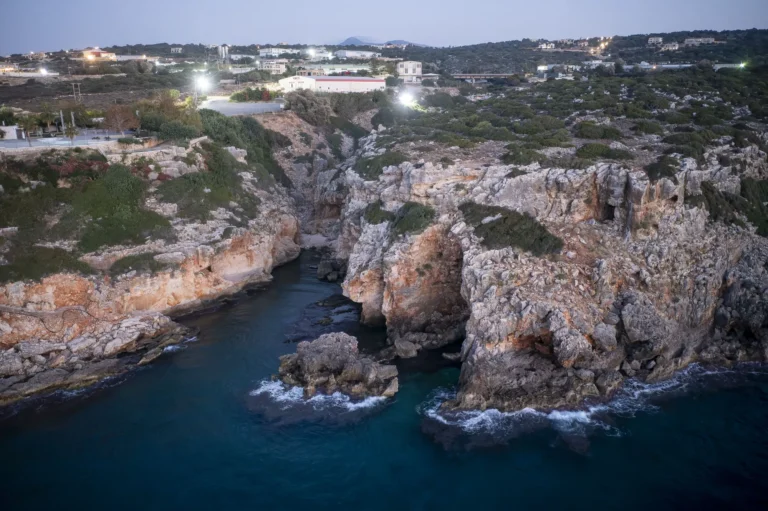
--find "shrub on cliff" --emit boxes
[576,143,633,160]
[574,121,623,140]
[285,89,333,126]
[690,180,768,236]
[354,151,408,180]
[392,202,435,236]
[501,145,543,165]
[159,120,201,143]
[363,201,395,224]
[110,252,174,277]
[0,247,94,284]
[73,165,173,252]
[632,121,664,135]
[459,202,563,256]
[158,142,260,221]
[645,155,680,182]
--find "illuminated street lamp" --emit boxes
[399,92,416,107]
[308,49,316,58]
[40,68,48,75]
[193,76,210,106]
[739,62,746,68]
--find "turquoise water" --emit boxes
[1,251,767,510]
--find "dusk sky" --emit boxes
[2,0,767,54]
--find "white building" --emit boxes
[303,63,370,75]
[335,50,381,59]
[170,47,183,54]
[538,43,555,50]
[660,43,679,51]
[576,40,589,47]
[582,60,615,69]
[279,75,385,93]
[260,48,301,58]
[684,38,716,46]
[258,61,287,75]
[301,48,333,61]
[230,54,257,62]
[397,61,422,82]
[648,37,663,45]
[0,125,22,140]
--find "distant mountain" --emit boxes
[338,36,425,47]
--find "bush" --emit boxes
[645,155,680,182]
[363,200,395,224]
[330,116,368,139]
[117,137,142,145]
[657,111,691,125]
[392,202,435,236]
[424,92,456,108]
[73,165,172,252]
[501,146,543,165]
[285,89,333,126]
[157,143,259,221]
[459,202,563,256]
[691,180,768,236]
[632,121,664,135]
[574,122,623,140]
[385,76,401,87]
[372,107,395,128]
[109,252,173,277]
[0,247,94,284]
[422,79,436,87]
[354,151,408,180]
[576,143,634,160]
[159,120,200,142]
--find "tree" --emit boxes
[39,103,56,132]
[17,115,39,147]
[284,90,333,126]
[64,122,78,145]
[104,105,140,134]
[370,58,382,75]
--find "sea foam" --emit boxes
[420,363,768,438]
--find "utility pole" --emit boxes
[72,83,82,103]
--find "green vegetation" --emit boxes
[574,121,623,140]
[158,143,259,221]
[645,155,680,182]
[299,132,313,146]
[576,143,634,160]
[691,180,768,236]
[230,87,279,102]
[118,137,142,145]
[632,121,665,135]
[662,130,717,162]
[199,109,292,188]
[159,120,201,143]
[70,165,172,252]
[458,202,563,256]
[363,201,395,224]
[0,247,94,284]
[109,252,174,277]
[501,146,543,165]
[354,151,408,180]
[391,202,435,236]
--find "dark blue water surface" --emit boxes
[2,251,768,511]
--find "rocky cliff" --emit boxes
[0,141,301,404]
[320,128,768,411]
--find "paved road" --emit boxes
[199,97,284,116]
[0,129,126,149]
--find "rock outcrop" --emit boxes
[0,142,302,405]
[278,332,399,398]
[315,128,768,412]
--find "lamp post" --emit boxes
[193,76,210,107]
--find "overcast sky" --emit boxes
[2,0,767,54]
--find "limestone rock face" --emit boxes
[319,130,768,412]
[278,332,399,398]
[0,156,302,404]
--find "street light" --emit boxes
[40,68,48,75]
[399,92,416,107]
[739,62,746,68]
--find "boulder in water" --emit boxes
[278,332,399,398]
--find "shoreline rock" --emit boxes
[278,332,399,399]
